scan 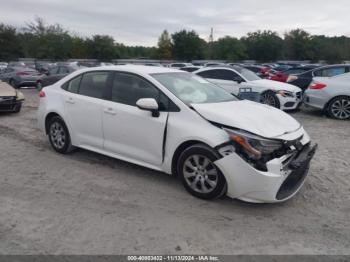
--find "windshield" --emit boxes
[152,72,237,104]
[236,67,261,81]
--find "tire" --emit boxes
[48,116,75,154]
[261,91,281,109]
[177,144,226,200]
[13,103,22,113]
[327,96,350,120]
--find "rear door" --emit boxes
[101,72,169,166]
[63,71,111,149]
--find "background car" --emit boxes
[242,65,271,78]
[179,66,202,72]
[193,65,303,110]
[36,64,82,89]
[0,81,24,113]
[0,62,8,71]
[0,66,41,88]
[169,62,193,68]
[304,73,350,120]
[269,65,320,82]
[287,64,350,91]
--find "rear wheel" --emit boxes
[261,91,281,109]
[48,116,75,153]
[177,144,226,200]
[327,96,350,120]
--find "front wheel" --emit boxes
[177,144,226,200]
[327,96,350,120]
[48,116,75,153]
[261,91,281,109]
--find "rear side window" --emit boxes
[78,72,108,99]
[314,67,346,77]
[63,75,82,93]
[197,69,238,81]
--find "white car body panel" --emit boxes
[304,73,350,110]
[194,67,303,111]
[37,65,314,203]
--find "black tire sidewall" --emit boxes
[177,144,226,200]
[327,96,350,120]
[48,116,72,153]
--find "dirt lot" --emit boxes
[0,89,349,255]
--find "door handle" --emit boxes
[104,108,116,115]
[65,97,75,104]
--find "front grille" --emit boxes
[0,96,16,111]
[276,163,309,200]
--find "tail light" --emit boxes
[286,75,298,82]
[309,82,327,90]
[39,91,46,97]
[16,71,29,76]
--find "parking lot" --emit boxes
[0,88,349,255]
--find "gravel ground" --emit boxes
[0,89,349,255]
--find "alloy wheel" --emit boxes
[330,98,350,119]
[183,154,218,194]
[49,122,66,149]
[261,93,277,107]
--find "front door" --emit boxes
[102,72,168,166]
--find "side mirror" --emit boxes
[136,98,159,117]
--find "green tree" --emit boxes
[212,36,246,61]
[0,23,23,60]
[86,35,116,61]
[21,17,72,59]
[157,30,172,59]
[283,29,313,60]
[242,30,283,61]
[171,30,205,61]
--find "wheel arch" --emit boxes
[324,94,350,111]
[171,140,218,176]
[45,112,64,134]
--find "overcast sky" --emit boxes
[0,0,349,46]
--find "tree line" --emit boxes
[1,17,350,63]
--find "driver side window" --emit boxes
[111,73,178,111]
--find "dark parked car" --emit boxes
[0,67,41,88]
[269,65,320,82]
[286,64,350,91]
[36,64,80,89]
[180,66,202,72]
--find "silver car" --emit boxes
[0,66,41,88]
[304,73,350,120]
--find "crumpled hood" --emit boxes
[249,79,301,92]
[0,81,16,97]
[192,100,301,138]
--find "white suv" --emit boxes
[37,65,317,203]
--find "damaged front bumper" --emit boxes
[214,141,317,203]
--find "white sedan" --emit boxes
[37,65,317,203]
[194,65,303,110]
